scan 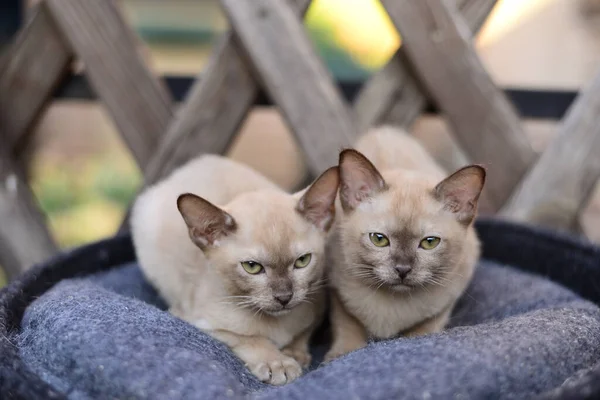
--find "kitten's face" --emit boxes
[338,150,485,292]
[178,167,338,316]
[340,172,467,291]
[205,192,328,315]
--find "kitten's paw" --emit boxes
[248,355,302,385]
[282,348,312,369]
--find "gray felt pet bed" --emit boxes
[1,218,600,400]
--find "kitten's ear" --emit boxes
[434,165,486,224]
[177,193,237,250]
[338,149,386,212]
[297,166,340,231]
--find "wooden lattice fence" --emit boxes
[2,0,600,281]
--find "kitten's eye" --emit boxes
[241,261,264,274]
[369,232,390,247]
[294,253,312,268]
[419,236,441,250]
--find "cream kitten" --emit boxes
[131,155,339,385]
[325,126,485,361]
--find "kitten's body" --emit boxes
[132,155,337,384]
[353,125,447,179]
[326,127,484,360]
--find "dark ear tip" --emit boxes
[304,166,340,199]
[338,148,352,163]
[176,193,196,211]
[323,165,340,181]
[456,165,486,192]
[470,164,487,181]
[460,164,486,177]
[339,148,366,164]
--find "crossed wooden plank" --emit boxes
[219,0,358,171]
[141,0,316,187]
[354,0,497,132]
[0,8,71,155]
[125,0,499,229]
[150,0,519,213]
[0,148,57,279]
[501,68,600,231]
[119,0,357,231]
[44,0,174,168]
[0,8,70,277]
[380,0,536,211]
[0,1,173,278]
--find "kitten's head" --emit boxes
[338,149,485,292]
[177,167,339,316]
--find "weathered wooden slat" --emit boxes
[220,0,357,174]
[141,35,255,186]
[116,0,313,233]
[501,69,600,231]
[353,0,497,133]
[0,5,72,154]
[142,0,312,187]
[380,0,535,210]
[45,0,174,168]
[0,150,57,280]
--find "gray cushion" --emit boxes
[17,255,600,400]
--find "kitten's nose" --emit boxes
[274,292,293,306]
[394,265,412,280]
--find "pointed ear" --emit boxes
[177,193,237,250]
[434,165,486,224]
[297,166,339,231]
[338,149,387,212]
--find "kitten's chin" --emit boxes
[378,276,416,292]
[261,298,305,317]
[375,275,416,292]
[263,308,293,317]
[389,282,414,292]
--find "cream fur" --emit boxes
[131,155,333,385]
[326,126,482,360]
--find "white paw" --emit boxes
[248,355,302,385]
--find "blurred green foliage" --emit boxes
[94,164,141,206]
[31,154,141,249]
[0,150,140,288]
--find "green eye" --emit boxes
[369,233,390,247]
[294,253,312,268]
[241,261,264,274]
[419,236,441,250]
